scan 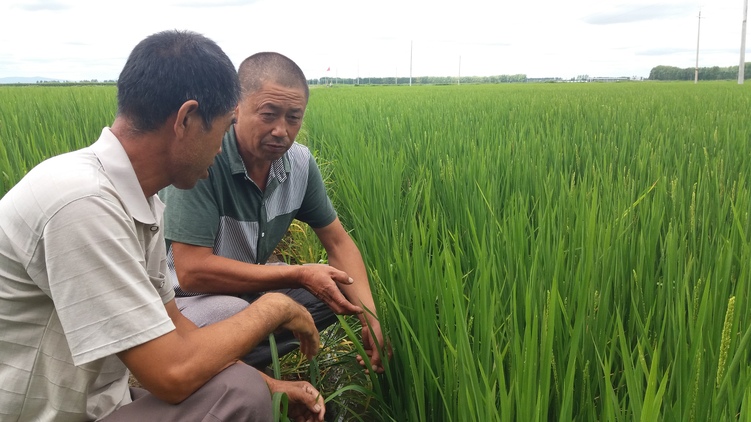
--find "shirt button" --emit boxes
[261,232,265,237]
[150,226,159,232]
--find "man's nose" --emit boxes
[271,119,287,138]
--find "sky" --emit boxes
[0,0,747,81]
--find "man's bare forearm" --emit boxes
[172,242,305,294]
[119,293,317,403]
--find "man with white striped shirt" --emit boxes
[0,32,324,422]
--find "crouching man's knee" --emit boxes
[99,363,272,421]
[206,362,273,422]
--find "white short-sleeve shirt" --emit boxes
[0,128,176,421]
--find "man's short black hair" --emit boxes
[117,29,240,132]
[238,52,309,101]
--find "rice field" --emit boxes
[1,81,750,421]
[0,85,116,196]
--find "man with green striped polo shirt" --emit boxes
[160,52,388,373]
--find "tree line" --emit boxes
[649,64,751,81]
[310,74,528,85]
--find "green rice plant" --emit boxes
[0,85,116,197]
[4,81,751,421]
[272,316,388,421]
[302,81,751,421]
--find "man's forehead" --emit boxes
[258,79,306,95]
[259,102,305,113]
[252,83,307,108]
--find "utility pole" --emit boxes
[458,55,461,85]
[740,0,748,84]
[409,40,413,86]
[695,10,701,84]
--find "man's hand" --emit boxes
[356,319,392,374]
[262,375,325,422]
[298,264,363,315]
[259,293,321,359]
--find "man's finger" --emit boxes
[369,348,382,368]
[322,290,362,315]
[305,384,325,421]
[340,276,354,285]
[328,268,354,286]
[298,332,320,359]
[357,357,384,374]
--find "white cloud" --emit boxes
[11,0,71,11]
[0,0,747,80]
[584,3,695,25]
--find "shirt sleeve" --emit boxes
[39,195,175,366]
[160,176,220,248]
[295,154,337,228]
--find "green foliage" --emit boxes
[4,82,751,421]
[273,317,389,421]
[649,63,751,81]
[0,85,116,197]
[303,82,751,421]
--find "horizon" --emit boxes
[0,60,745,85]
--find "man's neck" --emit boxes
[111,117,172,198]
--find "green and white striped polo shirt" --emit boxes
[160,126,336,296]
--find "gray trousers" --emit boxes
[176,288,337,368]
[99,363,272,422]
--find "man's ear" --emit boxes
[173,100,200,138]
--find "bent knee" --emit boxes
[177,295,249,327]
[212,363,272,421]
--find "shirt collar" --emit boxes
[90,127,164,225]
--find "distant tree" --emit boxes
[649,63,751,81]
[314,74,528,86]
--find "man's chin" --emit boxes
[174,173,207,190]
[174,181,199,190]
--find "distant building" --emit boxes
[526,77,564,83]
[588,76,632,82]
